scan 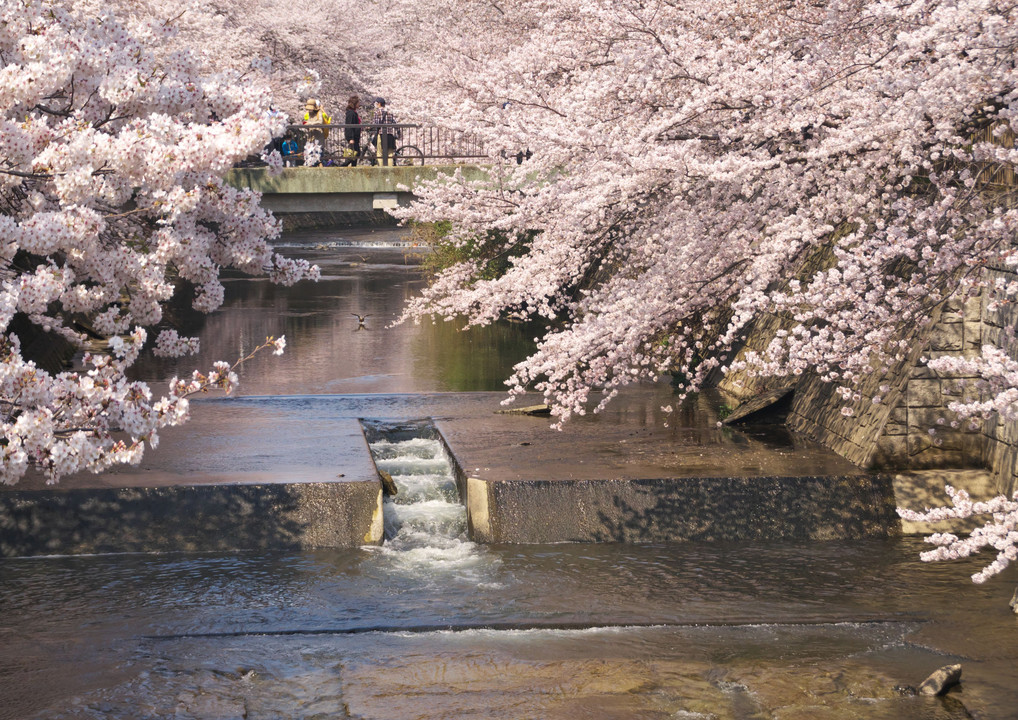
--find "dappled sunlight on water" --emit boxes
[1,539,1013,719]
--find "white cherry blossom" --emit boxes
[0,1,316,484]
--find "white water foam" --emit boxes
[367,436,492,579]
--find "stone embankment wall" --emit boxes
[718,263,1018,497]
[973,265,1018,494]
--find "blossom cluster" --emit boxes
[296,69,323,101]
[303,140,322,168]
[152,330,200,358]
[898,485,1018,584]
[927,346,1018,423]
[165,0,399,116]
[379,0,1018,429]
[0,1,317,483]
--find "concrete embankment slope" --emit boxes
[0,390,923,556]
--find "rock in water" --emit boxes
[379,470,398,496]
[1010,587,1018,614]
[918,664,962,696]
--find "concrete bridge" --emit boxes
[226,165,487,214]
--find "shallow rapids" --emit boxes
[366,436,494,584]
[2,537,1015,718]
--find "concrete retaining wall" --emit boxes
[465,474,899,544]
[0,481,383,556]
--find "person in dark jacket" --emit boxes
[342,96,362,167]
[372,97,399,166]
[280,132,300,166]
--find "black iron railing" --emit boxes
[275,123,487,166]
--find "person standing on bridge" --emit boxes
[280,132,300,167]
[302,98,331,166]
[372,97,399,167]
[341,95,362,167]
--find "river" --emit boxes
[1,226,1015,719]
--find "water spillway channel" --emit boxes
[364,421,479,571]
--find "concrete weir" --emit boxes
[0,406,386,557]
[435,401,901,544]
[356,415,898,544]
[0,392,906,555]
[0,481,382,556]
[461,474,898,544]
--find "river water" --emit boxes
[1,227,1016,719]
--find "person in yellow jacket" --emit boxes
[302,98,331,165]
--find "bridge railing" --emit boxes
[280,123,487,165]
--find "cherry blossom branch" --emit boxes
[898,485,1018,584]
[377,0,1018,425]
[0,1,317,484]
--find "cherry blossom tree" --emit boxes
[196,0,401,118]
[382,0,1018,426]
[378,0,1018,586]
[0,0,318,484]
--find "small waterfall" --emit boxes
[370,437,465,546]
[364,423,488,578]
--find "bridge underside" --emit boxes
[259,191,409,214]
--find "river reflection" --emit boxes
[133,227,538,395]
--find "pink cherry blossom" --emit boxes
[376,0,1018,584]
[0,1,317,484]
[899,486,1018,584]
[379,0,1017,430]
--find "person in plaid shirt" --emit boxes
[372,97,399,166]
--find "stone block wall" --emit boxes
[713,313,795,406]
[787,371,902,469]
[716,269,1018,497]
[977,266,1018,495]
[791,277,1018,496]
[869,295,985,472]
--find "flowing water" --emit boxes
[369,432,474,569]
[2,538,1014,718]
[2,226,1017,719]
